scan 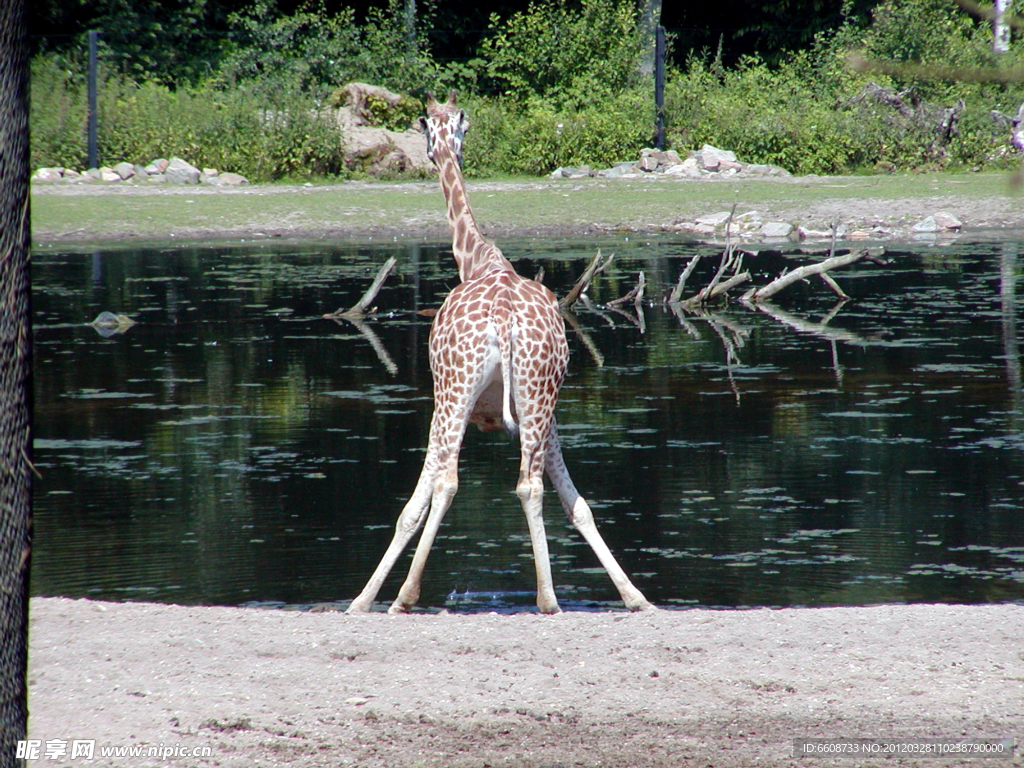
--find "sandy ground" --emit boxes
[27,598,1024,767]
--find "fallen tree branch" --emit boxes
[325,256,397,318]
[607,270,645,307]
[677,246,751,309]
[560,250,614,310]
[668,255,702,304]
[740,250,874,303]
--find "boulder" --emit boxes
[638,148,682,172]
[218,172,249,186]
[597,162,639,178]
[663,157,701,177]
[145,159,169,174]
[338,82,410,127]
[696,211,733,228]
[165,157,201,184]
[112,162,135,180]
[694,144,737,171]
[761,222,794,238]
[551,165,594,179]
[32,167,63,182]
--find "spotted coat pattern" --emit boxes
[346,91,652,615]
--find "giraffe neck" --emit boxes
[436,149,513,283]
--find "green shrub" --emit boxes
[30,55,90,171]
[463,89,652,176]
[30,56,345,181]
[479,0,644,107]
[220,0,437,100]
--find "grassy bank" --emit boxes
[30,173,1022,245]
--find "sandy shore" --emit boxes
[27,598,1023,767]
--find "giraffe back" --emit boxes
[429,270,568,436]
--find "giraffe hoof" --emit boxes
[345,597,373,614]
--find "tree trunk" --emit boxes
[994,0,1012,53]
[0,1,33,765]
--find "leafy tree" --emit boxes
[479,0,644,106]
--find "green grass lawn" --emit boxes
[31,172,1021,244]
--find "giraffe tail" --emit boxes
[500,318,518,438]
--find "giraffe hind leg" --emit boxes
[544,422,654,612]
[346,443,439,613]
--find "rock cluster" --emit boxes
[670,209,963,243]
[551,144,792,180]
[32,157,249,186]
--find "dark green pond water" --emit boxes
[31,236,1024,611]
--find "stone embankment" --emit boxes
[32,157,249,186]
[551,144,792,180]
[554,144,965,243]
[666,207,963,243]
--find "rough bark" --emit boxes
[0,1,33,765]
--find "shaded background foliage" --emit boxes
[27,0,1024,180]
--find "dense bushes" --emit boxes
[31,57,344,181]
[30,0,1024,179]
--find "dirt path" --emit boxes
[28,598,1023,767]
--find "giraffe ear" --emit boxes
[446,90,458,107]
[425,92,438,110]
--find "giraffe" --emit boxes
[346,91,652,614]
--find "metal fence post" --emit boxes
[654,25,665,150]
[87,30,98,169]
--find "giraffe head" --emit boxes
[420,90,469,168]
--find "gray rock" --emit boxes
[933,211,963,230]
[112,162,135,180]
[145,159,169,174]
[551,166,593,179]
[598,162,639,178]
[695,144,737,171]
[663,157,701,177]
[912,216,939,233]
[696,211,733,227]
[165,157,201,184]
[761,222,794,238]
[32,167,63,182]
[218,172,249,186]
[639,148,684,172]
